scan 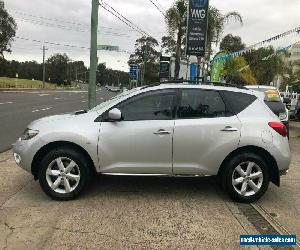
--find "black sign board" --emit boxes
[159,62,170,80]
[160,56,171,62]
[186,0,209,56]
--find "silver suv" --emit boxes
[13,84,291,202]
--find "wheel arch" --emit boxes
[31,141,96,180]
[218,145,280,186]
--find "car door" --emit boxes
[98,89,177,174]
[173,88,241,176]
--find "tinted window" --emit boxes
[220,91,256,115]
[119,92,175,121]
[178,89,227,119]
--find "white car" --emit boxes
[13,84,291,202]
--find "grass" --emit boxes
[0,77,76,89]
[0,77,58,89]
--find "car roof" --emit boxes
[140,83,256,95]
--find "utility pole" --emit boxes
[88,0,99,109]
[42,46,48,88]
[141,45,148,86]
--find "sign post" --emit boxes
[129,65,138,89]
[88,0,99,109]
[186,0,209,83]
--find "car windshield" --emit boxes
[252,88,281,102]
[89,88,140,112]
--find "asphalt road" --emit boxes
[0,89,115,152]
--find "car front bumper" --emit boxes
[12,136,45,174]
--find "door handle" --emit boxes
[221,126,239,132]
[153,129,171,135]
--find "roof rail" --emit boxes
[159,79,248,90]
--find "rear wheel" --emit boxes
[222,152,270,203]
[38,147,90,201]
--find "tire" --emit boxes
[38,147,90,201]
[221,152,270,203]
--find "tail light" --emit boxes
[268,122,287,137]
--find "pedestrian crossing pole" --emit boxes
[88,0,99,109]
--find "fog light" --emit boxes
[14,153,21,165]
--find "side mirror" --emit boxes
[108,108,122,121]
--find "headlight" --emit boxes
[279,112,288,121]
[21,128,39,140]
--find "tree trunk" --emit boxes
[175,26,182,80]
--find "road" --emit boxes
[0,89,115,152]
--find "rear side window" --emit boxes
[220,91,257,115]
[178,89,228,119]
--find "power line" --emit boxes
[11,9,132,32]
[99,1,152,37]
[15,16,133,38]
[147,0,166,17]
[13,36,133,54]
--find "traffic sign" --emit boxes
[97,45,119,51]
[129,65,138,80]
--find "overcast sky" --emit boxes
[4,0,300,71]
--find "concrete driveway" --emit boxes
[0,123,299,250]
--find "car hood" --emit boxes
[28,111,97,130]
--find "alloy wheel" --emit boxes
[232,161,263,197]
[46,157,81,194]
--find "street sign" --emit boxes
[186,0,209,56]
[97,45,119,51]
[129,65,138,80]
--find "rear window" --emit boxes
[220,91,257,115]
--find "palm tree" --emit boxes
[165,1,243,79]
[165,0,187,80]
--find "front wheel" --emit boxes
[38,147,90,201]
[222,152,270,203]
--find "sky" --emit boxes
[3,0,300,71]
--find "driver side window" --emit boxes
[118,92,175,121]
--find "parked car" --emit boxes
[13,84,291,202]
[246,85,290,136]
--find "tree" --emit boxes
[0,1,17,58]
[223,57,256,86]
[165,0,187,79]
[128,36,160,84]
[46,53,70,84]
[164,1,243,79]
[221,57,256,85]
[96,63,129,87]
[244,46,284,85]
[207,7,243,59]
[220,34,245,53]
[161,36,177,56]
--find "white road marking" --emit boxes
[0,101,13,105]
[39,94,50,96]
[54,97,61,100]
[32,107,52,113]
[41,107,52,111]
[82,101,87,103]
